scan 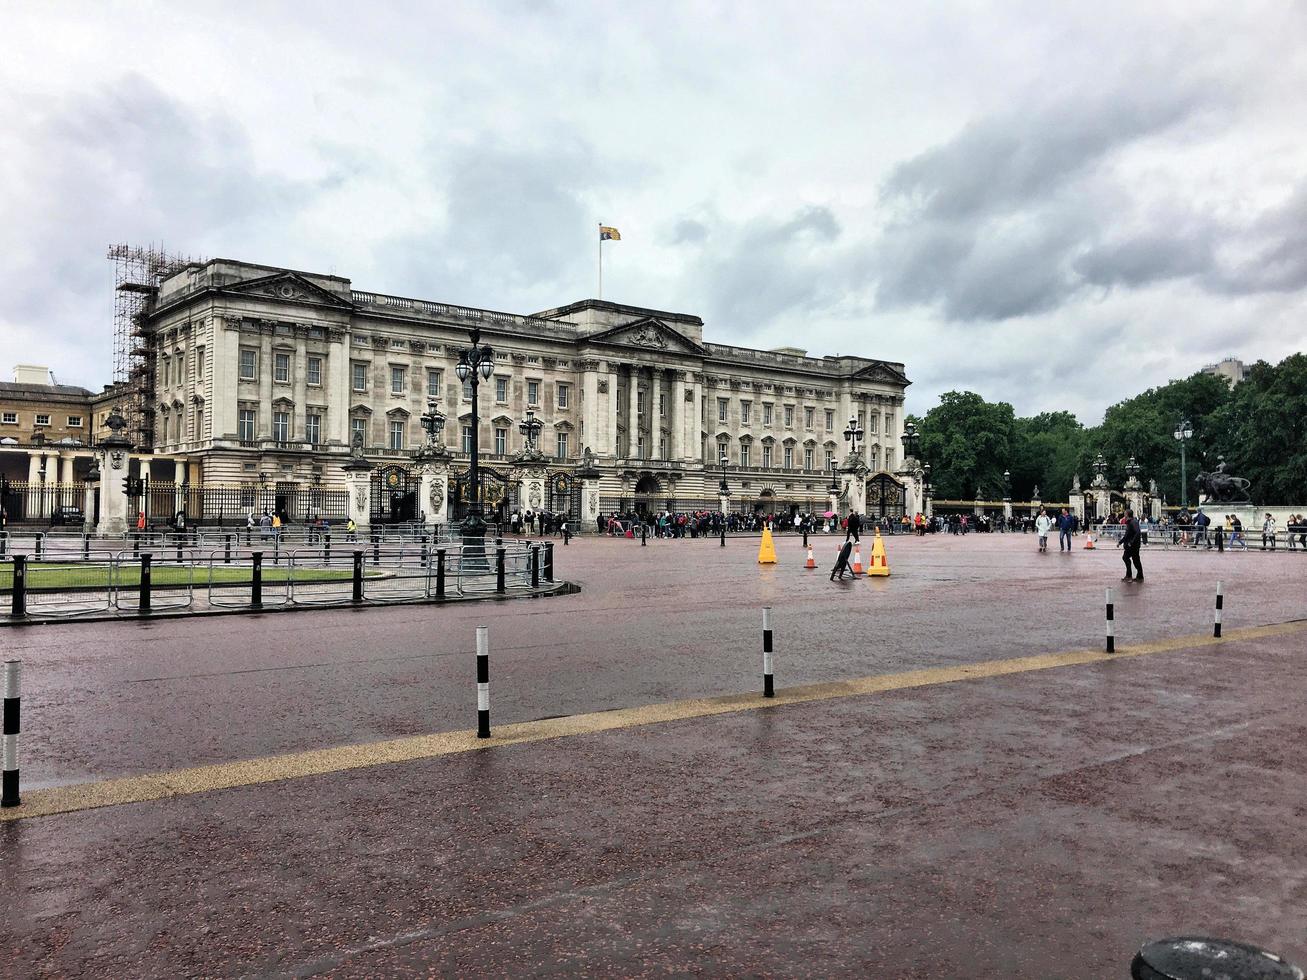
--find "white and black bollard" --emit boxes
[1105,587,1115,654]
[762,606,774,697]
[1214,580,1224,638]
[2,659,19,808]
[476,625,490,738]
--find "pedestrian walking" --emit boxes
[1193,508,1211,549]
[1118,508,1143,582]
[844,510,862,543]
[1262,513,1277,550]
[1035,507,1052,553]
[1057,507,1074,553]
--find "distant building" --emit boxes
[0,366,117,485]
[1201,357,1249,386]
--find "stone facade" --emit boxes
[134,258,911,512]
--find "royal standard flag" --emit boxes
[599,226,621,241]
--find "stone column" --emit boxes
[27,452,40,483]
[627,366,640,459]
[343,455,373,531]
[83,469,98,531]
[669,370,685,461]
[607,365,620,458]
[60,454,75,484]
[258,331,274,438]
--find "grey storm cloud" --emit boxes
[872,84,1226,320]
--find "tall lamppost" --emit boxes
[1173,419,1193,508]
[718,452,730,497]
[454,327,496,549]
[420,401,446,446]
[900,420,920,462]
[843,414,864,459]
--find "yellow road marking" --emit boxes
[4,620,1303,823]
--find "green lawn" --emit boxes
[0,563,366,591]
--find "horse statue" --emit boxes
[1196,469,1252,503]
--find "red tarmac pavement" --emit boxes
[2,533,1306,976]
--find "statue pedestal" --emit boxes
[841,458,868,517]
[343,456,374,532]
[415,446,452,528]
[512,452,549,521]
[575,451,603,533]
[96,443,131,537]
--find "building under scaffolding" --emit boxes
[107,244,202,450]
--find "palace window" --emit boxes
[763,403,773,426]
[784,446,794,469]
[741,401,751,425]
[305,413,322,445]
[427,369,442,398]
[350,417,367,447]
[637,390,645,415]
[494,427,507,455]
[885,448,895,469]
[528,380,540,406]
[1,412,16,424]
[804,407,814,429]
[804,447,814,471]
[866,414,877,434]
[636,436,645,460]
[825,449,835,470]
[391,366,406,394]
[306,356,322,386]
[68,416,83,427]
[784,405,794,427]
[35,414,49,426]
[762,445,772,468]
[557,383,569,409]
[496,377,508,402]
[556,432,569,459]
[858,411,865,430]
[825,410,834,432]
[462,379,474,400]
[462,425,473,454]
[273,411,290,443]
[352,363,368,392]
[740,444,751,467]
[658,436,666,460]
[389,419,405,451]
[717,398,728,423]
[238,409,256,442]
[658,392,665,417]
[274,353,290,384]
[885,413,895,436]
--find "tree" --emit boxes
[1207,355,1307,504]
[914,391,1015,500]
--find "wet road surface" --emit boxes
[2,533,1305,976]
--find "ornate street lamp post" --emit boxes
[1173,419,1193,508]
[718,452,730,497]
[454,327,497,550]
[420,401,446,447]
[900,420,920,462]
[843,414,864,459]
[518,409,543,454]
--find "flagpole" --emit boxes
[597,222,602,300]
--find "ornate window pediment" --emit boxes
[350,403,373,416]
[386,407,411,418]
[554,420,574,431]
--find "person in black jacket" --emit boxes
[1117,508,1143,582]
[845,510,862,543]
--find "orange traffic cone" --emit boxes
[1084,532,1095,550]
[804,544,816,569]
[851,542,864,576]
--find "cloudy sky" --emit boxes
[2,2,1304,421]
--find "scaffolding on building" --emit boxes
[107,244,203,450]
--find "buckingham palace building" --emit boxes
[107,257,911,526]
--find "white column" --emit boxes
[627,366,639,459]
[60,454,75,484]
[293,334,308,441]
[670,370,685,461]
[258,332,273,438]
[608,365,620,458]
[27,453,40,483]
[332,336,351,445]
[581,365,600,454]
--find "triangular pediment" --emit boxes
[223,271,353,309]
[586,317,706,356]
[851,361,911,386]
